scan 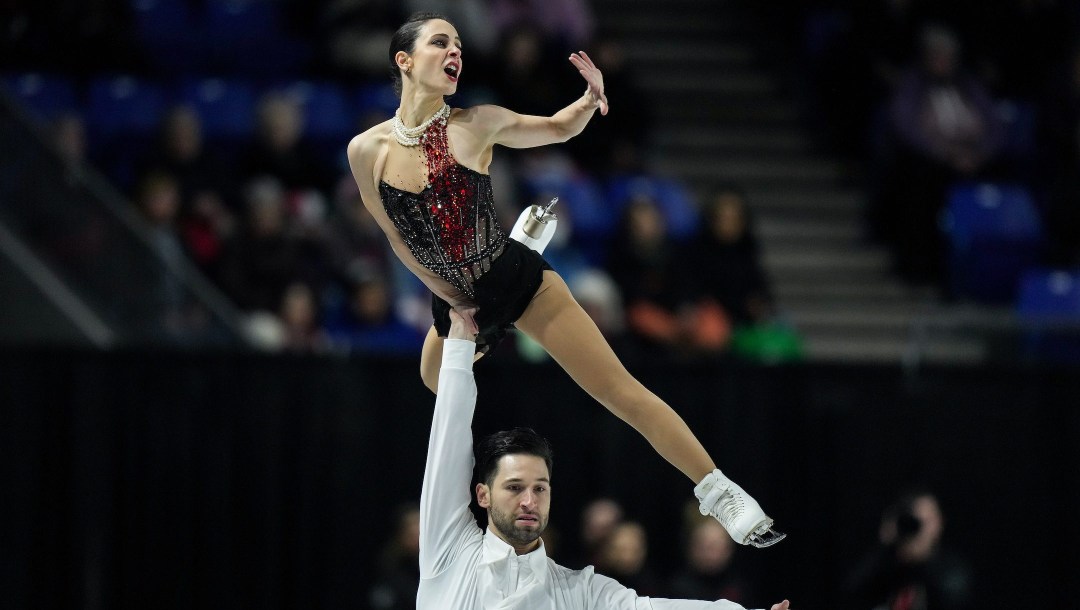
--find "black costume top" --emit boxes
[376,111,549,352]
[379,163,506,300]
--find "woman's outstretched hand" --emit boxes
[770,600,791,610]
[570,51,608,116]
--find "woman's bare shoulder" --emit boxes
[348,119,393,162]
[454,104,512,123]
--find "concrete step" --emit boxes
[802,335,990,365]
[762,245,892,273]
[653,127,814,154]
[774,281,933,303]
[756,216,864,243]
[622,41,756,67]
[653,99,801,125]
[602,13,749,36]
[639,72,780,95]
[745,187,865,213]
[786,303,925,331]
[652,156,850,186]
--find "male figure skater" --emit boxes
[417,309,793,609]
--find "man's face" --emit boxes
[476,454,551,551]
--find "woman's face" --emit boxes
[404,19,463,96]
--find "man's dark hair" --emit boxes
[475,427,553,487]
[388,11,455,97]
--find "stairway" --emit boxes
[591,0,1001,364]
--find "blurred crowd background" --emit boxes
[2,1,1079,609]
[4,0,1080,361]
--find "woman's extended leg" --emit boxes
[514,271,715,482]
[516,271,785,548]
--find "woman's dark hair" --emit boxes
[389,11,454,97]
[475,427,553,487]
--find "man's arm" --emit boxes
[584,569,790,610]
[418,310,481,577]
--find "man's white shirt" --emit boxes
[417,338,756,610]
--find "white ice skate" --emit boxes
[509,198,558,254]
[695,469,786,548]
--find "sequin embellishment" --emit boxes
[379,110,506,298]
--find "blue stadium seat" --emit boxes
[131,0,205,73]
[1019,269,1080,316]
[1016,268,1080,363]
[277,81,353,143]
[1,73,79,120]
[521,172,609,265]
[355,82,401,122]
[997,100,1038,182]
[205,0,280,41]
[941,182,1044,302]
[203,0,312,75]
[176,78,256,141]
[605,175,700,239]
[87,76,168,140]
[85,75,168,189]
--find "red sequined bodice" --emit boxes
[379,114,506,298]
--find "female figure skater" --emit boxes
[346,12,784,548]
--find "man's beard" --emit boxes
[489,504,547,547]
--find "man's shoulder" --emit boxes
[547,559,597,581]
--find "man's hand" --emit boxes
[448,308,478,342]
[570,51,608,116]
[770,601,791,610]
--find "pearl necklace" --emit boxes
[392,103,450,147]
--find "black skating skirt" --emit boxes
[432,239,552,354]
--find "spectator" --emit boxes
[180,190,236,281]
[491,24,579,119]
[881,24,1005,285]
[490,0,594,49]
[566,38,653,176]
[607,197,726,354]
[322,175,394,289]
[569,269,625,340]
[133,171,195,336]
[369,503,422,610]
[403,0,498,59]
[317,0,404,78]
[843,489,974,610]
[218,177,303,312]
[138,105,232,210]
[278,281,328,353]
[669,513,754,606]
[593,521,662,598]
[606,197,684,350]
[50,112,88,177]
[322,271,425,355]
[238,92,332,197]
[683,187,774,328]
[578,497,624,567]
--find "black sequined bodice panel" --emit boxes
[379,163,507,298]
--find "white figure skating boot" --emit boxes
[695,469,786,548]
[509,198,558,254]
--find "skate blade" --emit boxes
[747,526,787,548]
